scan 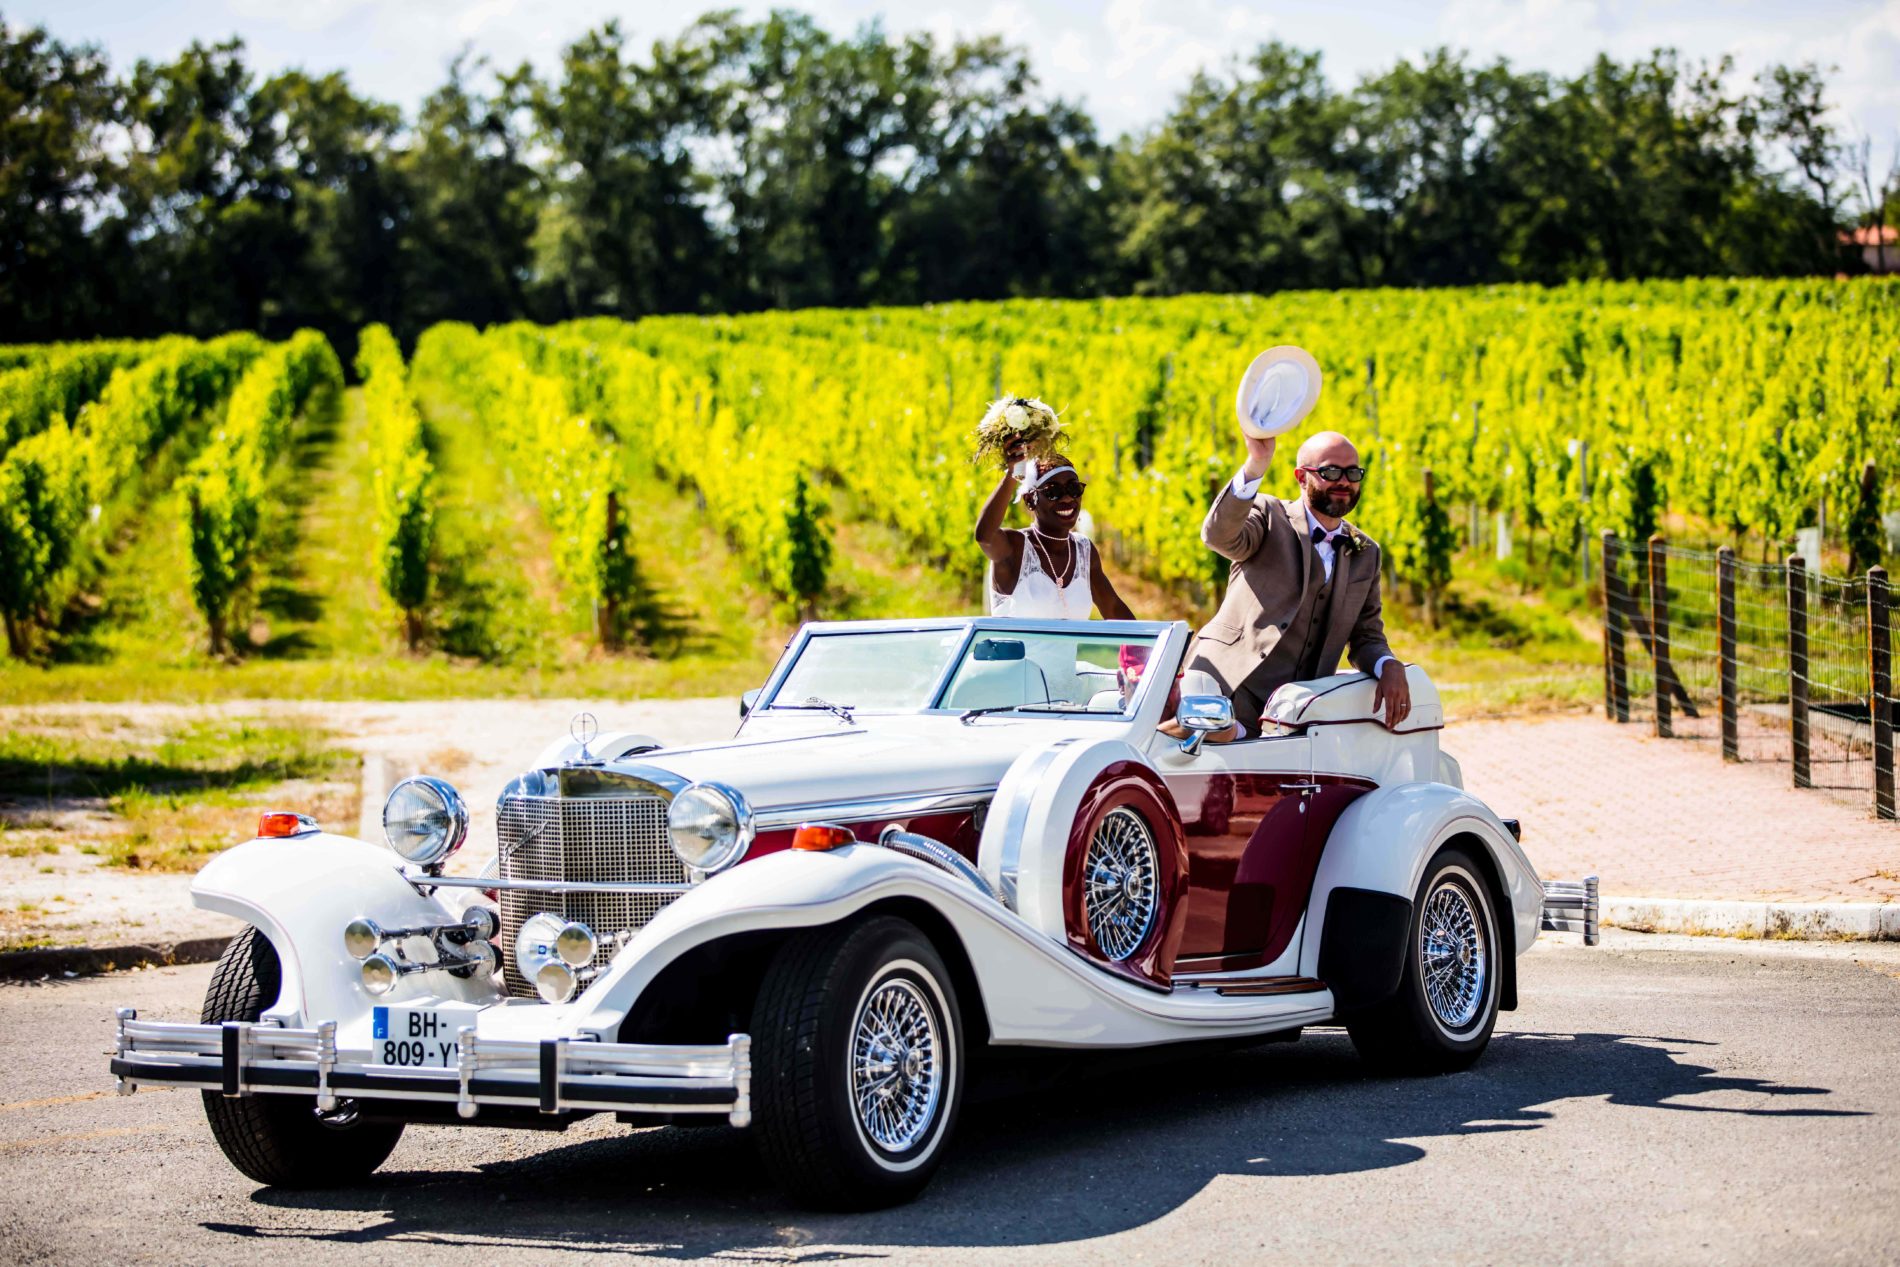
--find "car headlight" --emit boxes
[382,776,469,868]
[666,783,753,874]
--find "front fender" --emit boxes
[192,834,493,1027]
[570,845,1325,1049]
[1298,782,1543,987]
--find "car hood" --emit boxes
[612,715,1117,813]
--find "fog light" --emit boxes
[343,917,382,960]
[555,921,596,968]
[535,961,578,1004]
[361,954,400,997]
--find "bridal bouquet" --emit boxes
[972,395,1065,467]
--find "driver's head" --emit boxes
[1294,431,1362,519]
[1116,643,1151,701]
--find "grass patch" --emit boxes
[0,712,359,872]
[0,716,348,802]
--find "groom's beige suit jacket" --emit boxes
[1185,487,1393,733]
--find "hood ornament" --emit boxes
[568,712,602,766]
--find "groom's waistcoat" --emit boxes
[1185,490,1393,721]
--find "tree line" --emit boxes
[6,9,1891,354]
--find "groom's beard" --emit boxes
[1308,485,1358,518]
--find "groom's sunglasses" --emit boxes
[1299,464,1366,484]
[1037,481,1087,500]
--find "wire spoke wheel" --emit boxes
[850,977,942,1152]
[1419,879,1487,1030]
[1084,806,1158,961]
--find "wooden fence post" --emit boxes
[1788,555,1811,789]
[1718,547,1738,761]
[1650,534,1671,738]
[598,491,620,649]
[1602,531,1629,723]
[1870,566,1894,820]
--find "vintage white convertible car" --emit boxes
[110,617,1597,1208]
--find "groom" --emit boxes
[1186,429,1411,736]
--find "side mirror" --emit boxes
[1175,694,1235,755]
[740,688,762,718]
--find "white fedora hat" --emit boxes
[1235,345,1323,439]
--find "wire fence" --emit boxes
[1602,533,1894,821]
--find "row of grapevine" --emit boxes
[410,323,635,645]
[0,339,164,453]
[537,322,833,613]
[355,325,435,649]
[180,331,342,654]
[602,279,1897,611]
[0,334,265,656]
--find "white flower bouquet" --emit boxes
[972,395,1065,467]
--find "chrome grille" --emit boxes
[496,793,687,998]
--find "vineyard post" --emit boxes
[1869,566,1894,820]
[1650,534,1671,738]
[598,491,620,650]
[1718,546,1738,761]
[1788,555,1811,788]
[1602,531,1628,722]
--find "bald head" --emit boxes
[1296,431,1358,469]
[1294,431,1363,524]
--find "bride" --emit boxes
[975,438,1133,620]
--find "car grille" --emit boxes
[495,793,688,998]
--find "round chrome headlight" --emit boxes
[382,776,469,867]
[666,783,753,873]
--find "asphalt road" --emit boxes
[3,933,1898,1267]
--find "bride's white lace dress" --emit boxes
[988,530,1094,619]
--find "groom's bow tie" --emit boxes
[1311,525,1336,545]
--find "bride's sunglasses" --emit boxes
[1036,480,1087,501]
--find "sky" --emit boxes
[21,0,1900,161]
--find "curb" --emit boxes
[0,936,231,981]
[1605,897,1900,941]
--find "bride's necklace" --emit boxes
[1028,527,1076,589]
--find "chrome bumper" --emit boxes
[1540,875,1600,946]
[109,1009,751,1126]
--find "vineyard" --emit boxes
[0,277,1894,701]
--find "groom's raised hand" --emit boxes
[1240,434,1276,483]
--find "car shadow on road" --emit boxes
[211,1028,1862,1256]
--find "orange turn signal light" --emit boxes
[792,823,855,852]
[258,811,315,839]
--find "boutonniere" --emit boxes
[1339,526,1367,556]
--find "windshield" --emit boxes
[767,628,967,712]
[762,624,1167,717]
[940,631,1158,716]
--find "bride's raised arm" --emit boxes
[974,436,1027,588]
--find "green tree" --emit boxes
[0,21,122,340]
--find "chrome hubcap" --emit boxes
[1084,807,1159,961]
[852,977,941,1151]
[1421,879,1487,1030]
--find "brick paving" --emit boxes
[1451,713,1899,903]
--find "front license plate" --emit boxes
[371,1005,469,1068]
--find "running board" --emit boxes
[1541,875,1600,946]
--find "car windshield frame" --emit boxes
[752,617,1187,725]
